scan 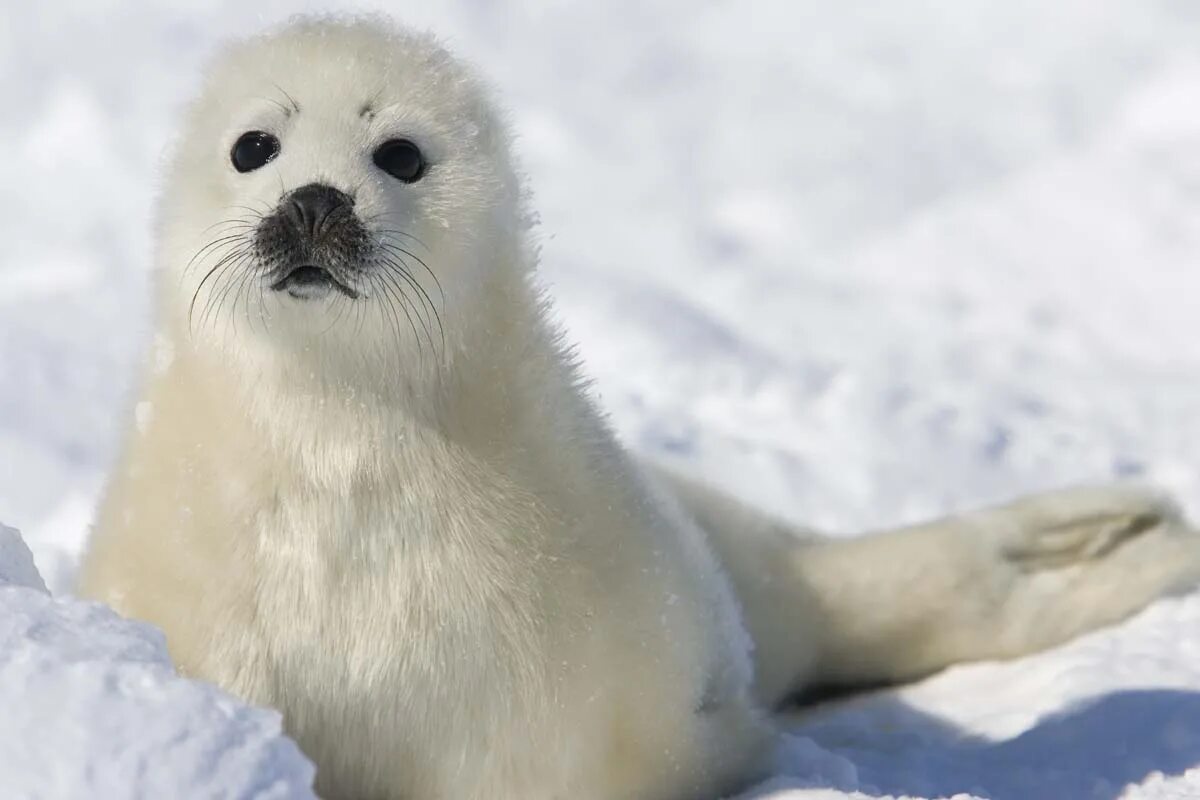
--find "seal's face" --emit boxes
[159,19,523,368]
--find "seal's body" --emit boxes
[79,17,1200,799]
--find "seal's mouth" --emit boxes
[270,265,359,300]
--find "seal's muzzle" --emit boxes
[257,182,366,300]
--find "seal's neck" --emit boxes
[163,260,588,490]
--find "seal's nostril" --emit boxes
[285,197,312,236]
[285,183,353,239]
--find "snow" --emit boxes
[0,526,315,798]
[4,1,1200,798]
[0,523,47,592]
[749,593,1200,799]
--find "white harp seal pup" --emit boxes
[78,15,1200,800]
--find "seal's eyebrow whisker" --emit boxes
[257,96,292,116]
[270,81,301,114]
[359,87,386,119]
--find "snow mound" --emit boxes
[0,522,47,591]
[0,524,316,800]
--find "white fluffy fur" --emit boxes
[78,16,1200,800]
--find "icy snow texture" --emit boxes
[0,526,316,798]
[0,522,47,591]
[4,1,1200,798]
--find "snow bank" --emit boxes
[0,524,315,799]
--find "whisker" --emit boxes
[200,249,254,337]
[377,239,444,304]
[368,267,409,353]
[256,278,271,337]
[351,285,368,339]
[238,268,260,338]
[257,95,291,116]
[201,217,257,236]
[270,82,301,114]
[320,278,354,336]
[360,274,387,342]
[374,257,432,350]
[374,227,431,252]
[188,244,252,336]
[372,263,423,356]
[225,268,250,344]
[366,272,397,347]
[230,204,270,219]
[200,247,253,334]
[376,251,445,357]
[183,232,252,279]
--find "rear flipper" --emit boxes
[651,467,1200,706]
[797,486,1200,692]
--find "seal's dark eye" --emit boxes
[231,131,280,173]
[373,139,425,183]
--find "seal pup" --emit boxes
[78,15,1200,800]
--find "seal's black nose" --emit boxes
[284,183,354,239]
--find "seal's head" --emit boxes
[158,16,528,379]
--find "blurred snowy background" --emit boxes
[4,1,1200,798]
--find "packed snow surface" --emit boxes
[3,1,1200,797]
